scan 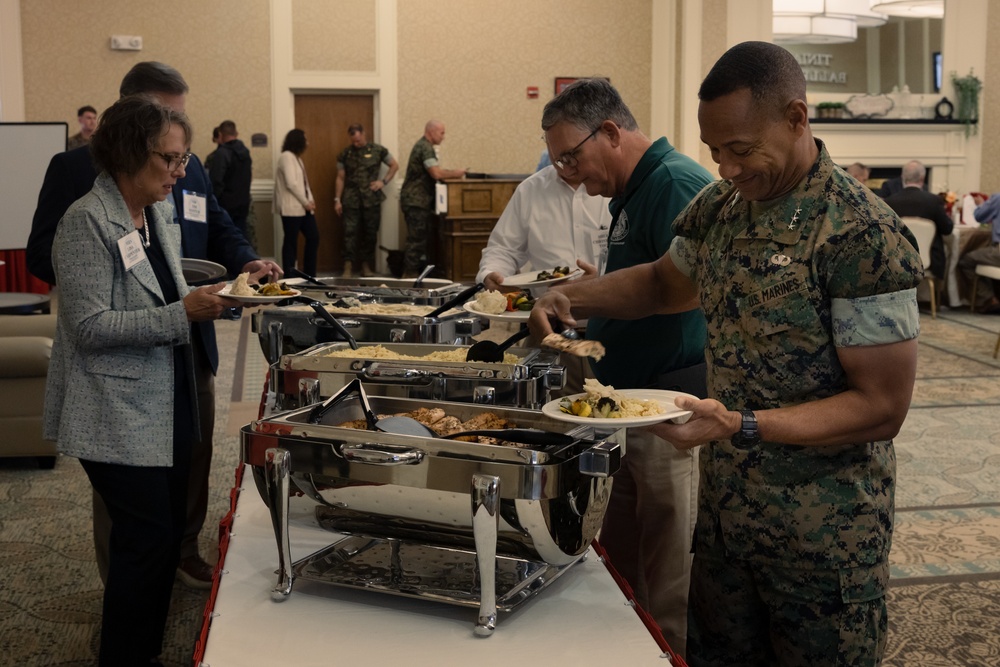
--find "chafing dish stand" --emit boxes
[242,392,622,637]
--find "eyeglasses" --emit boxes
[549,127,600,170]
[151,151,192,171]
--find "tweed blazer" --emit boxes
[43,172,192,466]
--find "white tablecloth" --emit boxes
[198,466,672,667]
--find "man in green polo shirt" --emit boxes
[540,78,713,658]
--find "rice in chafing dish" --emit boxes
[324,344,519,364]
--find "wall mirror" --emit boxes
[784,16,943,95]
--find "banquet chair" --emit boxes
[971,265,1000,358]
[901,216,939,319]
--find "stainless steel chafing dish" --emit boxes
[254,303,483,365]
[271,341,565,411]
[290,275,466,308]
[242,389,621,636]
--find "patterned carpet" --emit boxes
[0,317,253,667]
[886,308,1000,667]
[1,308,999,665]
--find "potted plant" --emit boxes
[816,101,846,119]
[951,69,982,137]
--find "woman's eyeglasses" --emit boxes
[151,151,193,171]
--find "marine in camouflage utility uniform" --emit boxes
[668,141,922,666]
[337,141,394,267]
[399,136,439,274]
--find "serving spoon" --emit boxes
[465,327,531,362]
[412,264,435,288]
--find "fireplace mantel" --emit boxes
[813,120,971,192]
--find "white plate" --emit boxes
[501,268,584,288]
[463,301,531,322]
[219,284,301,304]
[181,258,227,284]
[541,389,696,427]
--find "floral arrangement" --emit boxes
[951,70,982,137]
[939,191,958,216]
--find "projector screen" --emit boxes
[0,122,67,250]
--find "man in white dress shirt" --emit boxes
[477,164,611,395]
[477,165,611,291]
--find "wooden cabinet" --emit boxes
[434,177,524,282]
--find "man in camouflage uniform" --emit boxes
[531,41,922,666]
[398,119,467,277]
[335,124,399,277]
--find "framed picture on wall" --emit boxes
[555,77,610,96]
[555,77,578,95]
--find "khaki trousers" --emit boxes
[599,429,699,658]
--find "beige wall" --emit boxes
[292,0,376,72]
[396,0,652,175]
[20,0,273,178]
[15,0,998,192]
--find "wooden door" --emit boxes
[293,94,374,274]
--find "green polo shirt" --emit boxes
[586,137,714,389]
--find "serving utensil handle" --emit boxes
[426,282,485,318]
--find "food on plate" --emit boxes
[336,407,524,446]
[535,266,572,281]
[257,281,297,296]
[229,273,297,297]
[229,272,257,296]
[324,344,519,364]
[474,289,508,314]
[541,333,606,360]
[559,378,666,419]
[504,290,535,311]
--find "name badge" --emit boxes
[117,230,147,271]
[183,190,207,223]
[594,226,610,275]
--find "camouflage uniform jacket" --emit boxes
[337,142,392,209]
[399,136,439,209]
[669,140,922,568]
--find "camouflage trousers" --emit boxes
[402,204,434,274]
[342,204,381,266]
[687,533,889,667]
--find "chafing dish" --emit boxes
[291,276,467,308]
[254,305,483,365]
[243,390,621,635]
[271,341,565,411]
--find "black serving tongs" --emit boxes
[306,378,437,436]
[425,282,485,318]
[286,267,329,287]
[288,295,358,350]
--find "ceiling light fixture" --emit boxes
[868,0,944,19]
[773,0,859,44]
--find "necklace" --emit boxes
[140,209,150,248]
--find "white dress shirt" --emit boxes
[476,166,612,284]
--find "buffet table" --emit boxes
[196,465,676,666]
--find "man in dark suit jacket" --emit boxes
[26,61,281,589]
[883,160,953,279]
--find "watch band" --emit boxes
[731,409,760,449]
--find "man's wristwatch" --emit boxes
[730,409,760,449]
[334,197,341,202]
